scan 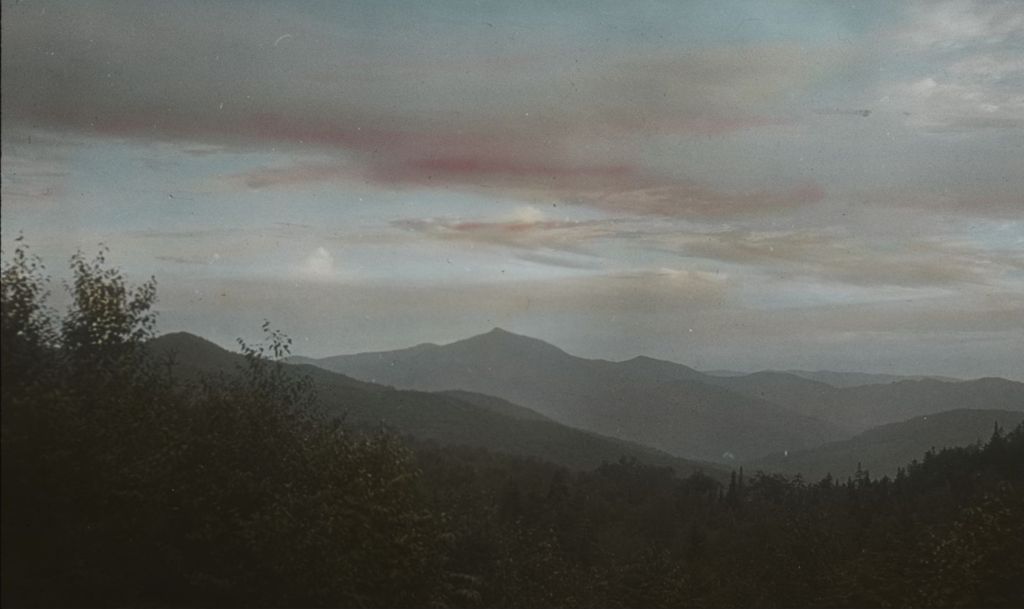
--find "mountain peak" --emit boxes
[148,331,227,353]
[465,327,534,343]
[450,327,569,356]
[625,355,657,364]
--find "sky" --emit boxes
[2,0,1022,379]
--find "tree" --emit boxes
[1,236,56,396]
[2,245,447,607]
[60,247,156,381]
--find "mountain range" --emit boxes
[704,369,960,387]
[147,332,721,476]
[289,328,840,462]
[148,328,1024,481]
[290,328,1024,463]
[703,371,1024,432]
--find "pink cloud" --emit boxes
[5,8,824,219]
[229,144,825,219]
[5,6,829,219]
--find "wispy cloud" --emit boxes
[0,129,73,206]
[897,1,1024,51]
[890,72,1024,132]
[392,209,615,253]
[660,229,1020,288]
[884,1,1024,132]
[230,161,359,190]
[574,181,825,219]
[231,153,826,220]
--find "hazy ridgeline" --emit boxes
[3,245,1023,608]
[293,329,1024,466]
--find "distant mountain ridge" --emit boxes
[782,369,961,387]
[293,328,1024,462]
[290,328,844,462]
[705,369,960,387]
[703,371,1024,433]
[147,332,720,476]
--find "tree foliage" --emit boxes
[1,235,56,393]
[2,242,1022,608]
[2,244,442,607]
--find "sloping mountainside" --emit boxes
[291,328,843,462]
[704,372,1024,433]
[147,333,720,476]
[751,409,1024,480]
[436,390,554,422]
[702,372,846,427]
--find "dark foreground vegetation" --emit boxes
[3,243,1023,608]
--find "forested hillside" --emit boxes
[145,332,716,475]
[3,246,1022,608]
[753,409,1024,480]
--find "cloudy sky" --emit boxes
[2,0,1022,378]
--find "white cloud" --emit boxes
[507,205,546,224]
[900,1,1024,50]
[298,246,337,280]
[885,2,1024,131]
[889,72,1024,131]
[950,53,1024,80]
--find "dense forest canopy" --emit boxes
[2,243,1023,608]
